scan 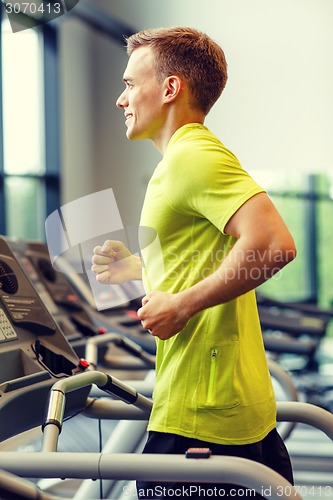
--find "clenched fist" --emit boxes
[91,240,142,284]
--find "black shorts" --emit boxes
[136,429,294,499]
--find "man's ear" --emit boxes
[163,75,182,102]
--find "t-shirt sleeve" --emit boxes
[163,144,265,234]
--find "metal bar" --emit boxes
[268,359,299,402]
[82,397,150,420]
[88,376,155,398]
[0,452,301,500]
[51,370,108,393]
[85,332,156,369]
[43,23,61,219]
[291,456,333,473]
[0,468,61,500]
[306,174,319,303]
[41,370,153,450]
[0,7,6,235]
[73,419,148,499]
[268,359,298,441]
[50,370,153,411]
[277,401,333,441]
[41,426,61,453]
[85,332,126,368]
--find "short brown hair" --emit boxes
[125,27,228,115]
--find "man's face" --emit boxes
[116,46,166,142]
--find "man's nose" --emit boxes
[116,90,127,108]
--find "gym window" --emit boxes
[257,171,333,309]
[0,7,60,240]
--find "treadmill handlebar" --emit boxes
[43,370,152,435]
[99,373,138,404]
[42,389,66,433]
[85,332,156,369]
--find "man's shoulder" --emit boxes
[166,125,240,175]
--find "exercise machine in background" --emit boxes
[258,292,333,412]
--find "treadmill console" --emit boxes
[5,239,102,348]
[0,237,90,442]
[0,251,56,337]
[0,308,18,343]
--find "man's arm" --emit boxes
[137,192,296,339]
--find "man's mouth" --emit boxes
[125,113,133,124]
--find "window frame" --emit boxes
[0,6,60,237]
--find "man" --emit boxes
[92,27,296,499]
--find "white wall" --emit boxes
[60,12,160,226]
[60,0,333,225]
[60,17,96,204]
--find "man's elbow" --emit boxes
[286,242,297,263]
[284,232,297,262]
[274,236,297,267]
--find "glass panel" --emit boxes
[1,18,45,174]
[5,176,45,240]
[250,170,310,301]
[258,195,309,301]
[317,174,333,308]
[316,172,333,197]
[253,171,333,308]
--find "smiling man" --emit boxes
[92,27,296,499]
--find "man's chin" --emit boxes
[126,129,144,141]
[126,128,136,140]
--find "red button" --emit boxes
[67,294,78,302]
[98,327,108,334]
[126,310,139,319]
[79,358,90,369]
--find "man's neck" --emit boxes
[153,108,205,155]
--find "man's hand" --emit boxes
[137,290,190,340]
[91,240,142,284]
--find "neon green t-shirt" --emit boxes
[139,123,276,444]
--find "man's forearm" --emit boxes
[178,240,296,318]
